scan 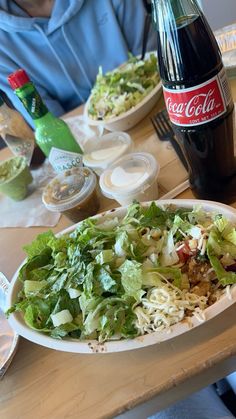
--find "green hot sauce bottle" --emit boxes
[8,69,83,160]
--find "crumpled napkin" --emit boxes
[0,272,18,379]
[63,114,104,151]
[0,160,61,228]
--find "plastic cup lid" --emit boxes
[82,131,133,171]
[99,152,160,198]
[42,167,97,212]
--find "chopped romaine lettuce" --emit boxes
[88,53,160,120]
[207,245,236,286]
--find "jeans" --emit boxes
[149,385,235,419]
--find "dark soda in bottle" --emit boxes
[151,0,236,203]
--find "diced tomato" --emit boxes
[176,242,191,263]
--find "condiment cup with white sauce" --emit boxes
[99,152,160,206]
[42,167,99,223]
[82,131,133,176]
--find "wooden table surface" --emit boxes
[0,80,236,419]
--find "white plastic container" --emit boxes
[99,152,160,206]
[82,131,133,176]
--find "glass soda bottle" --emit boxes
[151,0,236,203]
[7,69,83,161]
[0,93,45,168]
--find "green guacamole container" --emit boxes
[0,156,33,201]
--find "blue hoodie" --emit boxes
[0,0,157,126]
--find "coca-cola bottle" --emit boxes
[151,0,236,203]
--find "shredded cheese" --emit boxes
[226,285,232,300]
[200,238,207,255]
[134,280,208,335]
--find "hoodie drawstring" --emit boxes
[61,25,93,89]
[34,23,86,102]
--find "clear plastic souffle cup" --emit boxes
[42,167,99,223]
[82,131,133,176]
[99,152,160,206]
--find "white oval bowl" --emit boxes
[6,199,236,353]
[84,83,162,132]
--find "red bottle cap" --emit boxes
[8,69,30,90]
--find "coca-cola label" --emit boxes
[163,69,232,126]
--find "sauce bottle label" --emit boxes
[16,87,48,120]
[163,68,232,126]
[48,147,83,173]
[4,133,34,166]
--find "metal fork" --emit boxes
[151,109,189,171]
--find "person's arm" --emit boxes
[111,0,157,55]
[0,67,65,128]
